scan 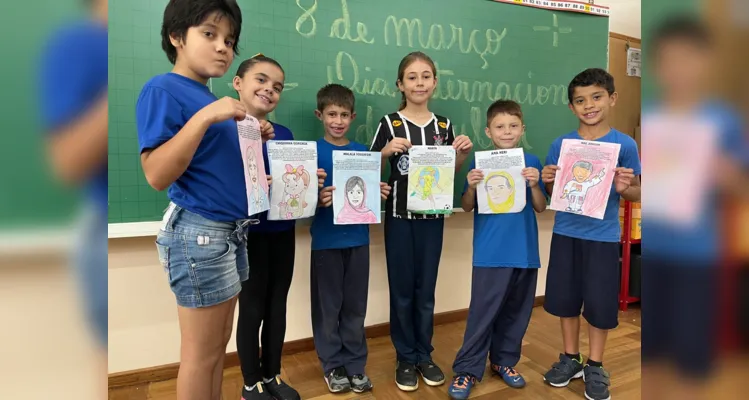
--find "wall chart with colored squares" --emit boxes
[107,0,608,224]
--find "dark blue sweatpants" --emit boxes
[310,245,370,375]
[384,215,445,364]
[452,267,537,380]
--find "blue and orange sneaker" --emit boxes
[447,373,476,400]
[491,364,526,388]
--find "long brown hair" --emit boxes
[396,51,437,110]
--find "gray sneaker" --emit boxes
[349,374,373,393]
[543,354,584,387]
[324,367,351,393]
[583,365,611,400]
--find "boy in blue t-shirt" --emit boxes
[310,84,391,394]
[541,68,641,400]
[447,100,547,400]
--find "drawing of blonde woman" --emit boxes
[484,171,515,213]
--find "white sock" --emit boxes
[244,383,259,392]
[263,376,275,384]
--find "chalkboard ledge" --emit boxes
[108,209,466,238]
[109,222,162,239]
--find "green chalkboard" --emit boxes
[0,0,84,229]
[108,0,608,223]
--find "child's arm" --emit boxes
[522,167,547,213]
[461,169,484,212]
[140,96,246,191]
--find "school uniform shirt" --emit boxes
[645,102,748,264]
[39,20,108,213]
[545,128,642,243]
[247,123,297,233]
[136,73,247,222]
[467,154,546,268]
[370,112,455,219]
[310,139,370,251]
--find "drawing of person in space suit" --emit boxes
[560,161,605,214]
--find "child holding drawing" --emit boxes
[540,68,641,400]
[370,51,473,392]
[135,1,276,399]
[447,100,546,400]
[311,84,391,394]
[232,54,324,400]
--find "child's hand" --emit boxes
[259,120,275,142]
[614,167,634,193]
[466,169,484,189]
[201,96,247,123]
[316,168,327,188]
[379,182,391,200]
[452,135,473,154]
[266,175,272,186]
[382,138,412,157]
[522,167,540,187]
[542,165,559,184]
[319,186,335,207]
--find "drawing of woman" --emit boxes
[246,148,269,213]
[413,167,441,210]
[279,164,310,219]
[484,171,515,213]
[336,176,378,224]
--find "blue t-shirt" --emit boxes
[136,73,247,222]
[247,124,297,233]
[545,129,642,243]
[645,102,748,263]
[310,139,370,251]
[467,153,546,268]
[39,20,108,212]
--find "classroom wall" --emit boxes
[108,211,555,373]
[598,0,641,39]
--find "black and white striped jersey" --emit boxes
[370,112,455,219]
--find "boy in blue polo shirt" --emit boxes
[310,84,391,394]
[541,68,641,400]
[447,100,547,400]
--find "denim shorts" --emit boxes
[156,203,250,308]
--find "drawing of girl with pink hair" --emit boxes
[279,164,310,219]
[336,176,378,224]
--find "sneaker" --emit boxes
[543,354,584,387]
[416,360,446,386]
[395,361,419,391]
[264,375,300,400]
[324,367,351,393]
[447,373,476,400]
[349,374,373,393]
[241,382,274,400]
[583,365,611,400]
[491,364,526,388]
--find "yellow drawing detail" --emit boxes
[484,171,516,213]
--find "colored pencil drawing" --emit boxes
[336,176,378,224]
[560,161,605,214]
[483,171,516,213]
[407,166,454,213]
[549,139,620,220]
[246,144,269,214]
[278,164,310,219]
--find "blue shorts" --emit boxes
[543,233,620,330]
[156,203,250,308]
[74,205,107,348]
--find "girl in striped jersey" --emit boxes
[370,51,473,392]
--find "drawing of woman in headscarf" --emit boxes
[336,176,378,224]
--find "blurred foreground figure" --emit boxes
[38,0,108,349]
[642,12,749,400]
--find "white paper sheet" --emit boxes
[332,150,381,225]
[475,148,526,214]
[267,141,318,220]
[237,116,270,217]
[550,139,620,220]
[406,146,456,215]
